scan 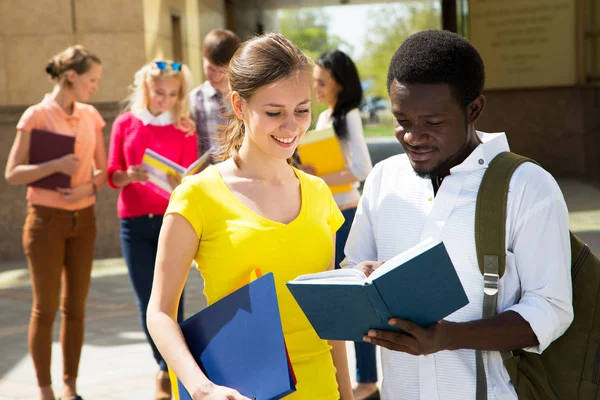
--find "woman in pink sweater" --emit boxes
[107,61,198,400]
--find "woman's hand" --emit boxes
[177,118,196,136]
[126,165,149,183]
[167,172,182,190]
[53,153,79,175]
[191,383,251,400]
[297,164,317,175]
[57,183,92,203]
[354,261,384,278]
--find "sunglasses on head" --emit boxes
[154,61,182,72]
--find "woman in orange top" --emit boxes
[4,45,107,400]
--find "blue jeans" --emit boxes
[120,215,184,371]
[335,207,378,383]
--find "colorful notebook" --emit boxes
[142,147,212,197]
[173,272,296,400]
[296,127,352,195]
[28,129,75,190]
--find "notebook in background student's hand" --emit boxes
[142,147,213,197]
[173,272,296,400]
[287,239,469,341]
[28,129,75,190]
[296,126,352,195]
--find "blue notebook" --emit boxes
[176,273,296,400]
[286,239,469,341]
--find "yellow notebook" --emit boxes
[297,127,352,195]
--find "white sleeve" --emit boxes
[314,110,328,130]
[340,161,381,268]
[344,109,373,181]
[505,165,573,353]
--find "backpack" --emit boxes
[475,151,600,400]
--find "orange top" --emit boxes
[17,95,106,210]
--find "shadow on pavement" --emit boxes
[0,268,206,386]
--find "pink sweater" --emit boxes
[107,112,198,218]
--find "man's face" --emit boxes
[203,57,228,92]
[389,80,482,178]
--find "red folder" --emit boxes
[28,129,75,190]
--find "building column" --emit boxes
[441,0,458,32]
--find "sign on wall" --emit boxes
[469,0,577,89]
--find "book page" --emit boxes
[144,149,186,175]
[300,126,335,144]
[288,268,368,285]
[142,149,185,194]
[367,238,439,282]
[184,147,214,177]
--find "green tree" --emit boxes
[278,9,350,125]
[357,3,441,99]
[277,9,349,61]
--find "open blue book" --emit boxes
[286,239,469,341]
[176,273,296,400]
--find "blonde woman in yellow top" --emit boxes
[146,33,353,400]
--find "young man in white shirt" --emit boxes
[343,30,573,400]
[189,29,240,157]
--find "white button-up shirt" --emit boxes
[343,132,573,399]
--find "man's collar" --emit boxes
[202,80,221,98]
[450,131,510,174]
[134,109,173,126]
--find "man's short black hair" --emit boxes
[387,30,485,107]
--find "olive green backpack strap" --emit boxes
[474,151,538,400]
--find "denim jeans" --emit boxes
[120,215,184,371]
[335,207,378,383]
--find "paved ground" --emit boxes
[0,177,598,400]
[0,264,377,400]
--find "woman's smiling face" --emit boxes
[233,70,313,161]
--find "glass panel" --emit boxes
[457,0,469,38]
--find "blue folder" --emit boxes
[287,241,469,341]
[177,273,296,400]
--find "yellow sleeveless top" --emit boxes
[166,165,344,399]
